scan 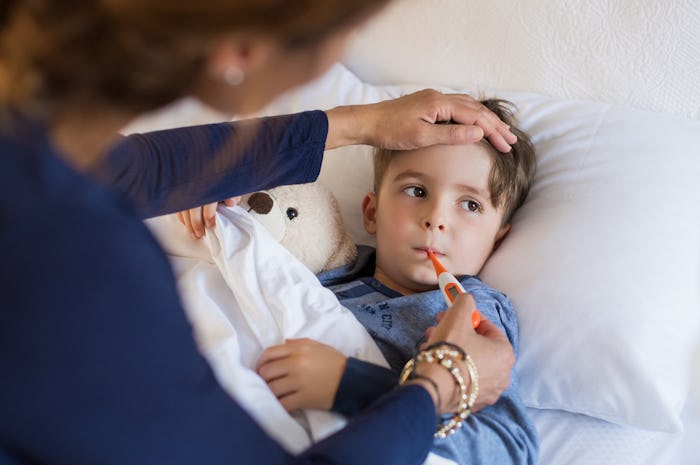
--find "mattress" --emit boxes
[530,402,700,465]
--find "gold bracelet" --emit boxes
[399,343,479,438]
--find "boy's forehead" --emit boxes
[388,143,494,174]
[397,141,492,158]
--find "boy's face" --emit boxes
[363,143,510,295]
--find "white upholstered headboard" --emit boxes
[344,0,700,120]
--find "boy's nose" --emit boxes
[423,219,445,231]
[422,201,447,231]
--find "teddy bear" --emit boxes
[238,182,357,274]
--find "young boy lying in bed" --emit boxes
[256,99,539,465]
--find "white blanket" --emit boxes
[146,206,388,453]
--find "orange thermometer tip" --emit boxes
[472,310,482,328]
[427,250,448,275]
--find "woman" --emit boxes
[0,1,516,464]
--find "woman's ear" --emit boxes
[362,192,378,235]
[193,33,280,113]
[493,223,511,250]
[204,33,274,81]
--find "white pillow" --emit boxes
[259,64,700,432]
[479,94,700,432]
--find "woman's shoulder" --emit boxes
[0,121,176,307]
[1,117,134,225]
[1,118,92,208]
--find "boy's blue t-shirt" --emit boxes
[319,246,539,465]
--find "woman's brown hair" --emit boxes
[0,0,390,116]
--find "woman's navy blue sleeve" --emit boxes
[302,385,435,465]
[94,111,327,218]
[333,357,399,416]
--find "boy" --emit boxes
[257,99,539,465]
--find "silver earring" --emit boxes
[224,66,245,86]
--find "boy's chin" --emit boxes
[406,275,440,293]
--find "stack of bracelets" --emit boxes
[399,341,479,438]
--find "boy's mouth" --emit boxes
[415,246,445,257]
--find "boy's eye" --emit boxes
[460,199,481,212]
[403,186,426,198]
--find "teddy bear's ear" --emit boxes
[323,232,357,272]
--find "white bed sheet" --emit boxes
[530,402,700,465]
[673,404,700,465]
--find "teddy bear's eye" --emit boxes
[286,207,298,220]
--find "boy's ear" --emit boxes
[493,223,511,251]
[362,192,378,235]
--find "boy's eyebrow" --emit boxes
[391,170,491,199]
[391,170,426,183]
[456,183,491,199]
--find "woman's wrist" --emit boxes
[406,373,442,409]
[403,376,441,411]
[399,342,479,438]
[413,361,460,412]
[324,104,371,150]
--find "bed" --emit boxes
[125,1,700,463]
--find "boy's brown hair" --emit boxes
[373,98,536,224]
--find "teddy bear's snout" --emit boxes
[247,192,274,215]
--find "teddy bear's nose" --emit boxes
[247,192,273,214]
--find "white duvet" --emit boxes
[147,206,388,452]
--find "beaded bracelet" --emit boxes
[399,343,479,438]
[421,341,466,361]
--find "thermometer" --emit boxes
[427,250,481,329]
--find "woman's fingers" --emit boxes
[428,293,477,343]
[178,208,197,239]
[474,318,509,340]
[467,318,515,410]
[410,90,511,148]
[187,207,206,238]
[223,196,242,207]
[174,201,225,239]
[437,93,516,152]
[202,202,218,229]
